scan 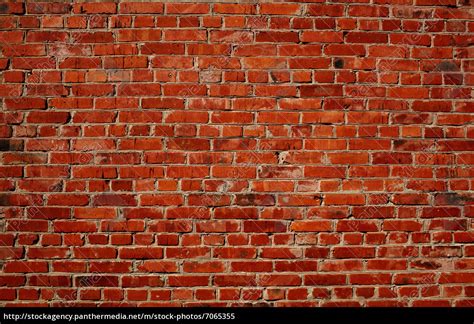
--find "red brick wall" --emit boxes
[0,1,473,306]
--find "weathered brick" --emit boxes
[0,0,471,307]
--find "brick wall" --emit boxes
[0,0,473,306]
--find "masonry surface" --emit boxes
[0,0,473,306]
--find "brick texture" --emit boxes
[0,1,473,307]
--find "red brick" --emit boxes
[256,31,298,43]
[73,3,116,14]
[71,32,114,43]
[4,98,46,111]
[346,32,388,43]
[213,4,256,14]
[260,4,301,15]
[290,221,332,232]
[301,31,343,43]
[307,4,344,17]
[166,3,209,14]
[119,2,163,13]
[304,274,346,286]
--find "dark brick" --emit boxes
[0,140,23,152]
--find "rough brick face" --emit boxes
[0,0,473,307]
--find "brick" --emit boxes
[350,273,392,285]
[304,274,346,286]
[27,248,68,259]
[27,112,70,124]
[333,247,376,259]
[138,261,178,273]
[183,261,225,273]
[71,32,114,43]
[29,275,70,287]
[93,194,136,207]
[122,275,163,287]
[4,261,48,273]
[260,4,300,15]
[119,247,163,259]
[119,2,163,13]
[256,31,299,43]
[290,221,332,232]
[26,31,67,42]
[166,3,209,14]
[300,85,343,97]
[73,3,116,14]
[117,84,161,96]
[346,32,388,44]
[169,275,209,287]
[0,2,25,14]
[301,31,343,43]
[53,221,97,233]
[307,4,344,17]
[348,5,389,17]
[325,194,366,206]
[214,275,254,287]
[213,4,256,14]
[164,30,206,41]
[5,98,46,110]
